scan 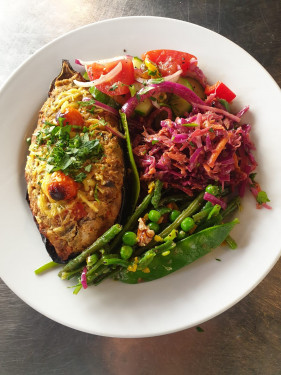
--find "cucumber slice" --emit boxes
[135,98,153,116]
[89,86,119,109]
[169,77,193,116]
[132,57,143,69]
[184,77,206,100]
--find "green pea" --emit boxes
[169,210,181,222]
[120,245,133,260]
[205,185,220,196]
[180,217,195,232]
[177,230,187,241]
[148,222,160,233]
[122,231,137,246]
[148,209,161,223]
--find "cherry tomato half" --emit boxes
[141,49,197,76]
[47,171,78,201]
[60,107,84,127]
[86,58,135,96]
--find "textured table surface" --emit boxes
[0,1,280,374]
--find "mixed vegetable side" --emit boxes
[35,49,271,292]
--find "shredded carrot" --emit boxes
[233,153,239,170]
[203,163,211,173]
[208,135,229,168]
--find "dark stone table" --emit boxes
[0,1,280,374]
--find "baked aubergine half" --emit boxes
[25,60,124,262]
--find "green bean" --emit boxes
[221,196,241,218]
[192,207,212,223]
[159,193,191,206]
[151,180,163,208]
[225,235,237,249]
[159,191,204,238]
[110,192,153,250]
[35,261,60,275]
[102,258,129,267]
[60,266,85,280]
[58,224,122,277]
[135,192,204,256]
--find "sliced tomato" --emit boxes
[141,49,197,76]
[86,58,135,96]
[205,81,236,103]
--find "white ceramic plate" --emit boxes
[0,16,280,338]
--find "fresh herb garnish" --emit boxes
[129,84,136,97]
[249,173,257,182]
[256,191,270,205]
[35,122,103,181]
[196,326,204,332]
[84,164,92,172]
[109,83,119,92]
[151,140,159,145]
[78,99,96,107]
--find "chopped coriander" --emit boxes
[256,191,270,205]
[75,172,87,182]
[78,99,96,107]
[151,140,159,145]
[216,258,221,261]
[34,122,103,182]
[149,96,157,102]
[249,173,257,182]
[85,164,92,172]
[196,326,204,332]
[129,84,136,97]
[208,128,215,133]
[26,137,31,145]
[57,117,65,127]
[189,141,196,147]
[109,83,119,92]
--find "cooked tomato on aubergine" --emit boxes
[25,60,124,262]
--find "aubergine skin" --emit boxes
[25,60,124,262]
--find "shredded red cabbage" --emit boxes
[132,110,257,196]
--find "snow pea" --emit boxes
[117,219,238,283]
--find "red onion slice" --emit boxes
[135,69,183,84]
[81,267,88,289]
[74,62,122,88]
[82,97,119,117]
[121,81,205,118]
[75,55,132,67]
[203,192,227,210]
